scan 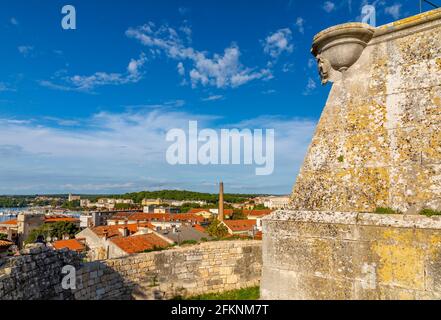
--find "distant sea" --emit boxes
[0,208,24,222]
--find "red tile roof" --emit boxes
[188,209,212,214]
[128,213,205,223]
[91,223,154,239]
[193,224,207,233]
[243,210,274,217]
[111,212,134,219]
[44,216,79,223]
[0,219,18,226]
[223,220,256,232]
[0,240,13,248]
[110,233,170,254]
[52,239,85,252]
[188,208,234,215]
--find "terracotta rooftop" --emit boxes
[223,220,257,232]
[44,216,79,223]
[52,239,85,252]
[188,208,234,215]
[91,223,154,239]
[188,209,212,214]
[110,233,170,254]
[127,213,205,223]
[243,210,274,217]
[0,240,13,248]
[110,212,134,219]
[193,224,207,233]
[0,219,18,226]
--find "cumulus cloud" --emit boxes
[385,4,402,19]
[263,28,294,59]
[303,77,317,95]
[0,82,15,92]
[323,1,336,13]
[40,53,147,92]
[18,45,34,57]
[126,22,272,89]
[295,17,305,34]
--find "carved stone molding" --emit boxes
[312,23,376,84]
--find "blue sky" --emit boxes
[0,0,430,195]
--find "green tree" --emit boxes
[231,210,246,220]
[61,200,81,210]
[206,219,228,239]
[25,221,79,244]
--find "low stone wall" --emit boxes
[0,240,262,300]
[262,211,441,300]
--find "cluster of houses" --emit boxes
[0,209,273,261]
[0,185,282,260]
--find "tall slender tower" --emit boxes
[219,182,224,222]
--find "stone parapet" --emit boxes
[262,211,441,300]
[0,240,262,300]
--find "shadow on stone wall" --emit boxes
[0,241,262,300]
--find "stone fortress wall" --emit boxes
[263,9,441,300]
[262,212,441,300]
[291,9,441,214]
[0,241,261,300]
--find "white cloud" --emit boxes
[127,22,273,89]
[10,17,19,26]
[202,95,224,101]
[385,4,402,19]
[295,17,305,34]
[303,77,317,95]
[127,53,147,77]
[0,83,15,92]
[263,28,294,59]
[323,1,336,13]
[177,62,185,76]
[18,45,33,57]
[40,53,147,92]
[0,110,317,194]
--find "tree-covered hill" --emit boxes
[110,190,267,204]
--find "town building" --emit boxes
[76,223,172,260]
[141,198,164,206]
[0,214,80,247]
[244,209,274,231]
[143,206,180,214]
[187,208,234,219]
[0,239,14,255]
[68,194,81,202]
[80,198,134,210]
[221,220,258,237]
[255,196,291,210]
[154,225,210,244]
[52,239,86,253]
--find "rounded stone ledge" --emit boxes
[264,210,441,230]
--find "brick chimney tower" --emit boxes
[219,181,224,222]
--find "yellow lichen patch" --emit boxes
[426,129,441,162]
[373,232,425,290]
[436,58,441,70]
[434,96,441,107]
[428,234,441,258]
